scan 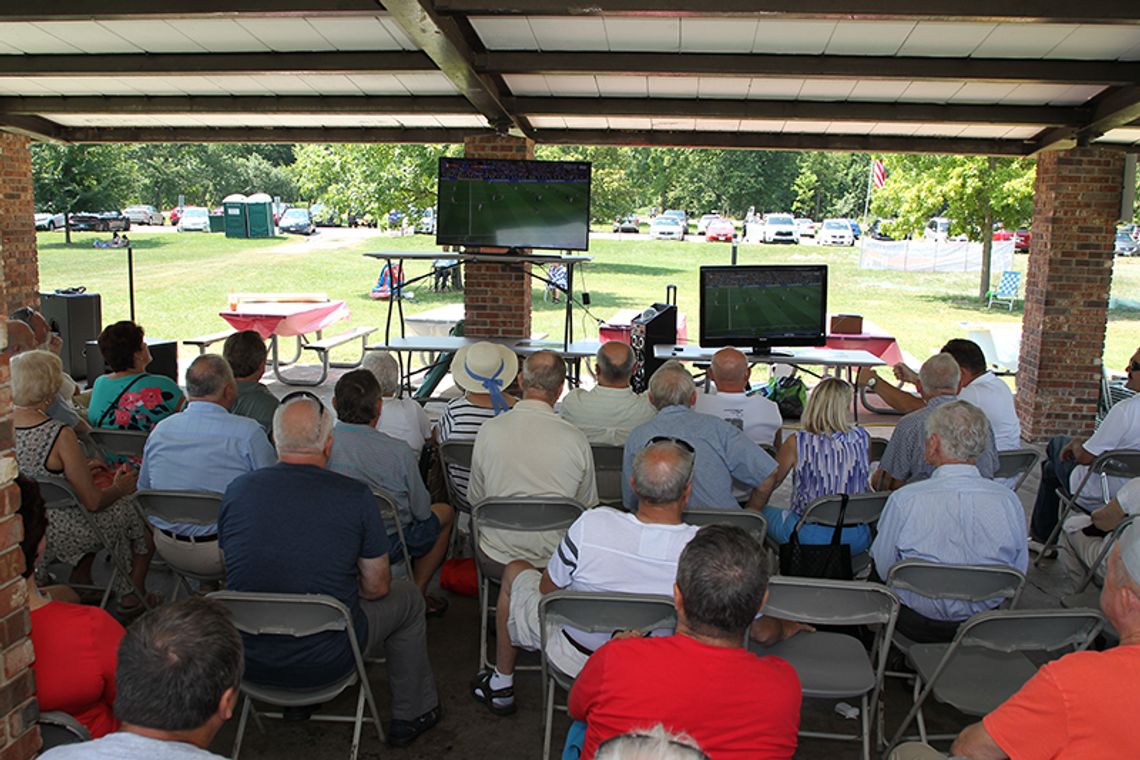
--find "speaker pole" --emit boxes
[127,245,136,322]
[731,241,738,266]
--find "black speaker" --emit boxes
[630,303,677,393]
[84,338,179,388]
[39,291,102,380]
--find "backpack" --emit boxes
[761,373,808,419]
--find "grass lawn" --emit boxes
[37,230,1139,373]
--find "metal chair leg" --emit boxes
[232,696,252,760]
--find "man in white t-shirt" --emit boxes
[941,339,1021,451]
[363,351,432,455]
[694,346,783,449]
[560,340,656,446]
[1061,478,1140,585]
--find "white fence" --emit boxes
[859,238,1015,273]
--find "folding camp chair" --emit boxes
[994,448,1040,492]
[135,489,224,598]
[38,711,92,750]
[471,499,585,670]
[987,271,1020,311]
[374,491,413,578]
[1035,448,1140,568]
[209,591,386,760]
[591,444,625,507]
[795,492,890,577]
[538,592,676,759]
[749,577,899,760]
[884,608,1103,754]
[88,428,148,460]
[38,476,150,610]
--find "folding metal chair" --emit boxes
[590,444,625,506]
[135,489,224,599]
[209,591,385,760]
[761,443,778,459]
[1035,448,1140,568]
[439,440,476,555]
[538,591,676,759]
[1065,514,1137,596]
[88,428,149,460]
[795,492,890,576]
[749,577,899,760]
[884,608,1104,755]
[870,437,889,466]
[994,448,1040,492]
[38,711,92,750]
[471,498,585,671]
[374,490,413,577]
[682,508,772,570]
[38,476,149,610]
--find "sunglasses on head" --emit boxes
[647,435,695,453]
[281,390,326,416]
[596,733,710,760]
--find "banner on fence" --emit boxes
[859,238,1015,273]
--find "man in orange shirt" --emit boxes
[951,523,1140,759]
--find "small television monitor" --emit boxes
[699,265,828,353]
[435,157,591,251]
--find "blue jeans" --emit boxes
[762,506,872,556]
[1030,436,1076,542]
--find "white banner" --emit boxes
[858,238,1015,273]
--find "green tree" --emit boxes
[31,144,135,244]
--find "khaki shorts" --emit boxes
[506,569,589,678]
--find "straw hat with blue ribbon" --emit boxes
[451,341,519,415]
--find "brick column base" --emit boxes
[461,133,536,340]
[1016,147,1124,441]
[0,134,39,316]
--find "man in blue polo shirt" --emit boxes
[218,394,440,747]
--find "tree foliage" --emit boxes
[31,144,136,243]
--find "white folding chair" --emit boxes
[750,577,899,760]
[538,591,676,759]
[135,489,224,598]
[209,591,385,760]
[590,444,625,507]
[994,448,1040,492]
[470,498,585,671]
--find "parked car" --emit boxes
[612,214,640,234]
[309,204,341,227]
[123,205,164,225]
[1116,230,1139,256]
[69,212,130,232]
[278,208,315,236]
[795,218,816,238]
[924,216,952,242]
[168,206,184,226]
[696,213,720,235]
[650,216,685,240]
[1014,227,1031,253]
[762,213,800,244]
[176,206,210,232]
[819,218,854,246]
[705,218,736,242]
[869,218,895,241]
[661,209,688,237]
[272,202,291,224]
[34,212,65,231]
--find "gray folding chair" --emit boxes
[471,498,585,671]
[538,591,677,759]
[994,448,1040,492]
[884,608,1104,754]
[749,577,899,760]
[374,491,413,578]
[38,710,92,750]
[795,492,890,576]
[439,440,475,512]
[761,443,778,459]
[209,591,385,760]
[870,437,889,465]
[591,444,625,506]
[682,508,772,571]
[38,476,149,610]
[136,489,224,598]
[1066,514,1137,595]
[88,428,149,460]
[1036,448,1140,567]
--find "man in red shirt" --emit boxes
[568,524,801,760]
[950,523,1140,759]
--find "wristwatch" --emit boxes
[866,376,878,391]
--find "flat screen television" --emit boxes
[699,265,828,354]
[435,157,592,251]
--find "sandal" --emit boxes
[425,595,449,618]
[117,591,163,614]
[470,669,516,716]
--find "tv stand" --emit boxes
[748,348,794,359]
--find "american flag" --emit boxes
[872,159,886,189]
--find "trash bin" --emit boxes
[223,193,248,238]
[208,213,225,233]
[246,193,275,238]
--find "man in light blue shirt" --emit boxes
[139,354,276,577]
[872,400,1028,643]
[623,360,776,511]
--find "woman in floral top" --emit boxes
[88,321,184,432]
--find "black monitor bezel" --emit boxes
[698,264,829,351]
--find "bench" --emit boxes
[183,330,235,354]
[296,326,377,386]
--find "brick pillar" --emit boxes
[0,258,40,758]
[1015,147,1125,441]
[0,134,39,316]
[462,134,535,339]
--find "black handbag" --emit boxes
[778,494,854,580]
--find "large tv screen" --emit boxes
[699,265,828,352]
[435,157,592,251]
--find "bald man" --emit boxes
[694,347,783,449]
[560,340,656,445]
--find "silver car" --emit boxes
[123,205,165,225]
[34,212,65,231]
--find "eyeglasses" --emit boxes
[596,733,710,760]
[647,435,695,453]
[281,390,326,416]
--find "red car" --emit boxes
[706,218,736,242]
[1014,228,1031,253]
[992,226,1014,242]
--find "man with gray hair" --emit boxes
[560,340,656,445]
[139,353,275,578]
[871,400,1028,642]
[875,353,1000,490]
[363,350,432,455]
[219,394,441,747]
[472,440,700,716]
[622,360,776,511]
[469,350,598,565]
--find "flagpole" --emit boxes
[862,156,874,220]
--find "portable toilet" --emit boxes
[246,193,275,238]
[222,193,248,238]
